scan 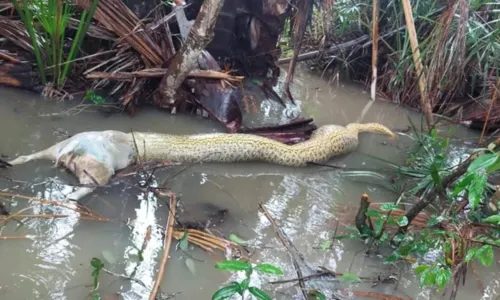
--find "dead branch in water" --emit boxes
[0,235,31,240]
[157,0,224,108]
[149,192,176,300]
[259,203,309,300]
[350,290,410,300]
[0,191,109,222]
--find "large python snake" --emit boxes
[7,123,395,200]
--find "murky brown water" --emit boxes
[0,65,498,300]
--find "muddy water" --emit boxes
[0,66,498,300]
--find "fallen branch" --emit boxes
[278,27,405,65]
[351,290,410,300]
[86,69,244,82]
[149,192,176,300]
[259,203,309,300]
[0,191,109,222]
[0,235,31,240]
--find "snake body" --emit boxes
[8,123,395,200]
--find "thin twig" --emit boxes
[149,193,176,300]
[259,203,309,300]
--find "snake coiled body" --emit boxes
[8,123,395,200]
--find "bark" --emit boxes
[321,0,334,41]
[0,62,41,92]
[355,194,372,234]
[157,0,225,109]
[282,0,313,103]
[401,0,434,127]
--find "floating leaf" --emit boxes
[339,273,361,282]
[309,289,326,300]
[254,264,284,275]
[212,283,241,300]
[185,258,196,275]
[215,260,251,272]
[102,250,116,265]
[320,240,332,250]
[248,287,272,300]
[229,234,249,245]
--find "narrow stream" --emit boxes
[0,66,497,300]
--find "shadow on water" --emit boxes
[0,65,498,300]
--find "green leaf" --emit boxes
[215,260,252,272]
[396,216,409,227]
[379,204,399,211]
[487,157,500,173]
[248,287,272,300]
[476,245,494,266]
[212,283,241,300]
[309,289,327,300]
[421,266,437,287]
[427,216,445,227]
[90,258,104,270]
[365,209,380,217]
[414,264,429,275]
[452,173,475,196]
[254,264,284,275]
[320,240,332,250]
[339,273,361,282]
[468,153,499,172]
[239,278,250,293]
[374,217,384,235]
[469,172,487,209]
[229,234,249,245]
[386,253,400,263]
[435,267,451,289]
[465,248,477,263]
[484,214,500,224]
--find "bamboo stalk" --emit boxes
[401,0,434,127]
[149,193,176,300]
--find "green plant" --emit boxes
[11,0,99,88]
[84,89,106,105]
[212,260,284,300]
[90,257,104,300]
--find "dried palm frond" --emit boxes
[75,0,164,66]
[0,16,41,54]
